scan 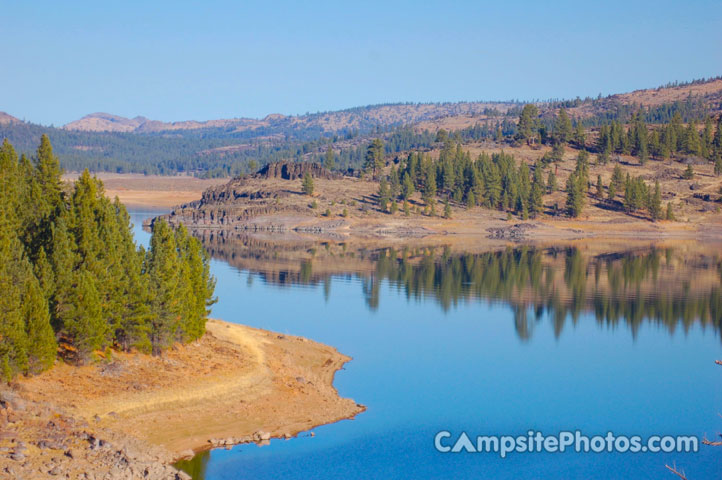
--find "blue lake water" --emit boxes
[131,211,722,479]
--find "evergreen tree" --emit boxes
[466,191,475,209]
[0,231,31,379]
[443,199,452,219]
[421,163,436,202]
[35,134,63,212]
[0,137,217,373]
[400,172,414,200]
[665,202,676,221]
[364,139,385,179]
[713,116,722,158]
[683,164,694,180]
[649,180,662,221]
[553,108,573,144]
[573,122,586,148]
[565,172,585,218]
[529,162,545,216]
[595,175,603,199]
[146,219,182,355]
[607,180,617,202]
[174,224,215,342]
[324,147,335,170]
[609,164,624,199]
[547,169,557,193]
[683,121,701,155]
[377,179,391,211]
[62,268,105,361]
[389,166,400,198]
[702,117,714,159]
[301,172,314,195]
[516,104,540,145]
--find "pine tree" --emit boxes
[595,175,603,199]
[683,164,694,180]
[389,166,400,198]
[364,139,385,179]
[324,147,335,170]
[63,268,106,361]
[466,191,475,209]
[547,170,557,193]
[301,172,314,195]
[574,122,586,148]
[35,134,63,211]
[107,198,151,352]
[529,162,544,216]
[0,232,30,379]
[401,172,415,200]
[443,199,452,219]
[554,108,573,144]
[516,104,540,145]
[565,172,585,218]
[713,116,722,158]
[146,219,183,355]
[665,202,676,221]
[22,276,56,373]
[683,121,701,155]
[702,117,714,159]
[610,164,624,199]
[377,179,391,211]
[422,164,436,202]
[649,180,662,221]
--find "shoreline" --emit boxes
[2,319,364,478]
[58,172,720,243]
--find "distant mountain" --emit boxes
[0,111,21,125]
[63,112,263,133]
[62,102,521,135]
[63,112,148,132]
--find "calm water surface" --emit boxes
[131,211,722,479]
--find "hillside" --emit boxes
[155,140,722,242]
[63,102,520,134]
[0,76,721,177]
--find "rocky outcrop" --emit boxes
[255,161,339,180]
[147,162,346,232]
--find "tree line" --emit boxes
[0,136,216,381]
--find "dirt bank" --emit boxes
[1,319,364,479]
[63,173,227,209]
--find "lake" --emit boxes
[131,211,722,479]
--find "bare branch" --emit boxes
[702,435,722,447]
[665,464,688,480]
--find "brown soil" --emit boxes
[63,173,227,208]
[2,320,363,478]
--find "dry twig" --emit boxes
[665,464,688,480]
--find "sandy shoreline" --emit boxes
[1,319,364,479]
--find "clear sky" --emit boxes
[2,0,721,126]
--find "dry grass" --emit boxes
[19,320,363,455]
[63,172,226,208]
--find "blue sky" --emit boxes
[2,0,721,125]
